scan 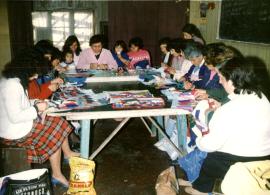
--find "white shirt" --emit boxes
[174,59,193,80]
[196,92,270,157]
[163,52,170,64]
[0,78,37,139]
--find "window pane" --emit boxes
[74,12,93,49]
[32,12,48,27]
[52,12,70,49]
[52,12,69,27]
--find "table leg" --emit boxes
[89,117,130,160]
[151,116,163,138]
[147,116,185,157]
[176,115,187,150]
[80,119,91,159]
[140,117,155,137]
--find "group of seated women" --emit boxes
[0,23,269,194]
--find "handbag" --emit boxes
[1,169,52,195]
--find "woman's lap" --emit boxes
[3,116,73,164]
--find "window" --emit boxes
[32,11,93,49]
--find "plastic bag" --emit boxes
[67,157,96,195]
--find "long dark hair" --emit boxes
[113,40,128,53]
[219,57,268,99]
[182,23,205,45]
[63,35,82,56]
[2,48,49,90]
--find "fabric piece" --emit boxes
[178,148,207,182]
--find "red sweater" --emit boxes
[28,79,53,100]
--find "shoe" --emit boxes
[154,138,168,152]
[63,157,69,165]
[51,177,69,188]
[71,142,80,153]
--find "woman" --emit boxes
[62,35,82,66]
[127,37,151,69]
[0,48,79,188]
[167,38,192,80]
[184,57,270,194]
[182,23,205,45]
[194,44,241,102]
[77,34,117,70]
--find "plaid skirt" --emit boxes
[3,116,73,164]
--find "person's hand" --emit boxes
[184,81,194,90]
[161,63,168,68]
[99,64,108,70]
[51,77,64,84]
[208,98,221,110]
[55,65,66,73]
[48,83,59,92]
[194,89,209,100]
[166,67,176,75]
[35,101,48,112]
[117,67,125,74]
[90,63,98,69]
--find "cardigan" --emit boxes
[0,78,37,139]
[76,48,117,69]
[184,60,210,89]
[196,93,270,157]
[28,79,53,100]
[112,51,130,68]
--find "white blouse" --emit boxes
[196,92,270,157]
[0,78,37,139]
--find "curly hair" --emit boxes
[168,38,187,53]
[128,37,144,49]
[2,48,49,90]
[204,43,236,67]
[62,35,82,56]
[89,34,104,46]
[219,57,266,99]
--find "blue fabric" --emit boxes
[112,51,130,68]
[65,77,86,85]
[184,64,210,89]
[134,59,149,69]
[178,148,207,182]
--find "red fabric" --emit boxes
[28,79,53,100]
[3,116,73,163]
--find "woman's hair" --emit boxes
[113,40,128,53]
[168,38,187,53]
[182,23,205,44]
[128,37,144,49]
[2,48,49,90]
[62,35,81,56]
[219,57,268,99]
[204,43,236,67]
[34,39,54,57]
[159,37,171,47]
[89,34,104,46]
[51,47,62,61]
[183,40,205,59]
